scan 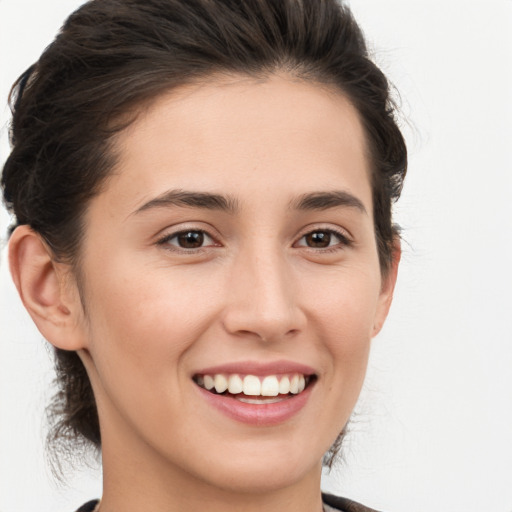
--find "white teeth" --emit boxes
[228,374,243,394]
[243,375,261,396]
[214,374,228,393]
[204,375,215,390]
[278,376,290,394]
[298,375,306,393]
[261,376,279,396]
[197,372,312,397]
[289,374,299,394]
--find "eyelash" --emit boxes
[295,227,353,252]
[156,229,219,254]
[156,227,352,253]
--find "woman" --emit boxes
[1,0,407,511]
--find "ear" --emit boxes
[372,238,401,337]
[8,225,88,351]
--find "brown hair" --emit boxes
[1,0,407,467]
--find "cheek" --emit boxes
[306,264,382,337]
[83,262,222,376]
[80,264,227,437]
[304,266,380,387]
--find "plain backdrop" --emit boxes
[1,1,511,511]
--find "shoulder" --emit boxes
[75,500,99,512]
[323,493,384,512]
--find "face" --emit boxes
[72,74,396,496]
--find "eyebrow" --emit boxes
[132,188,366,216]
[290,191,367,214]
[133,189,239,215]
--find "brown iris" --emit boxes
[304,231,332,248]
[177,231,205,248]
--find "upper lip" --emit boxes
[193,360,317,377]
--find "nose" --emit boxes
[221,248,306,343]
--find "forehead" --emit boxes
[100,74,372,216]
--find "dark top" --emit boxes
[75,494,382,512]
[323,493,382,512]
[75,502,98,512]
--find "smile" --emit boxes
[194,373,312,400]
[192,362,317,425]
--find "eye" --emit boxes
[295,229,350,249]
[158,230,217,250]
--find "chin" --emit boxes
[188,437,324,494]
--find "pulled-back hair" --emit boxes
[1,0,407,467]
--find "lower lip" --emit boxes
[195,383,314,426]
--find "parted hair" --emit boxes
[1,0,407,467]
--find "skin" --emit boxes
[9,74,399,512]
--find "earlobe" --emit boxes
[372,239,401,337]
[8,225,87,351]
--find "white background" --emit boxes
[1,1,511,511]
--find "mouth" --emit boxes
[193,373,317,404]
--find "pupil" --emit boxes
[178,231,204,248]
[307,231,330,248]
